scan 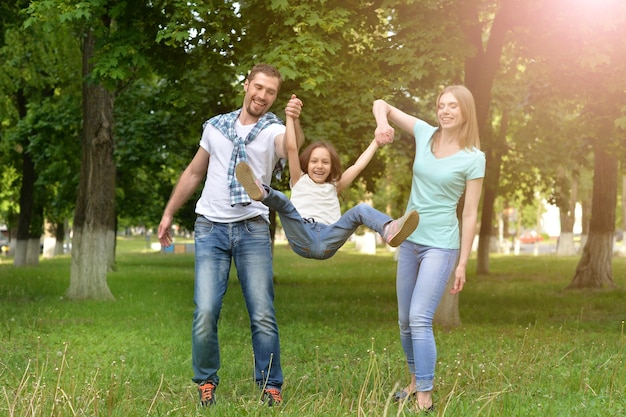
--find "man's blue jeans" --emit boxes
[192,215,282,390]
[396,241,458,392]
[263,187,392,260]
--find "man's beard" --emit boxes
[245,100,267,119]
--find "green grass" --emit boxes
[1,238,625,416]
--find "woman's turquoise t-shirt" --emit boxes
[405,119,486,249]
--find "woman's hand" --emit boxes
[450,264,466,294]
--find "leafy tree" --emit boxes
[25,0,242,299]
[0,3,80,265]
[521,0,626,287]
[11,0,624,300]
[459,0,539,274]
[31,92,82,254]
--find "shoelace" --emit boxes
[264,388,282,403]
[199,383,215,403]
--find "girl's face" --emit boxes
[307,147,332,184]
[437,92,465,131]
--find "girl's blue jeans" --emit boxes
[192,215,282,390]
[262,187,393,260]
[396,241,458,392]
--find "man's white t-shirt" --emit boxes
[195,120,285,223]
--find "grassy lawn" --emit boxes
[1,237,624,416]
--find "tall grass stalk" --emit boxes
[1,238,625,416]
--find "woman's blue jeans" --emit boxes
[396,241,458,392]
[192,215,282,390]
[263,187,392,260]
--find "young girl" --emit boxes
[235,115,418,260]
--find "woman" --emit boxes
[372,86,485,412]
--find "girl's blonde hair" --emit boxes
[436,85,480,149]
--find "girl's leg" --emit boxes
[325,203,418,250]
[262,189,316,258]
[321,204,391,255]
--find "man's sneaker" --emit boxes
[261,387,282,406]
[235,162,266,201]
[198,381,216,406]
[383,210,419,247]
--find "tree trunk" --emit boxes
[463,2,527,274]
[434,268,460,328]
[54,221,65,256]
[476,112,507,272]
[556,173,578,256]
[569,233,614,288]
[435,195,464,327]
[434,1,518,325]
[579,196,591,249]
[622,173,626,234]
[477,182,496,274]
[568,141,617,289]
[66,28,115,301]
[619,171,626,256]
[13,89,42,267]
[14,150,36,267]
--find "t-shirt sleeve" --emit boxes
[199,124,216,153]
[413,119,437,144]
[466,150,486,180]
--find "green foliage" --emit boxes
[4,0,626,252]
[1,240,625,416]
[19,0,245,232]
[0,166,19,224]
[0,7,82,232]
[29,93,82,224]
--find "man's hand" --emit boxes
[285,94,303,119]
[157,214,174,248]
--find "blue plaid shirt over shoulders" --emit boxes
[204,109,284,206]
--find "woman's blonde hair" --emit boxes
[436,85,480,149]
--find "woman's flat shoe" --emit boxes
[393,389,416,402]
[416,404,435,414]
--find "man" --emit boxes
[157,63,304,407]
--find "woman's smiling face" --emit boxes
[437,92,465,131]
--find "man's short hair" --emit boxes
[247,64,283,89]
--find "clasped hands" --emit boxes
[375,124,394,146]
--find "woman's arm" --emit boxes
[372,99,418,145]
[450,177,484,294]
[336,139,379,194]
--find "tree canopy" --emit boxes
[1,0,625,295]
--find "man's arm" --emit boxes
[157,148,209,247]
